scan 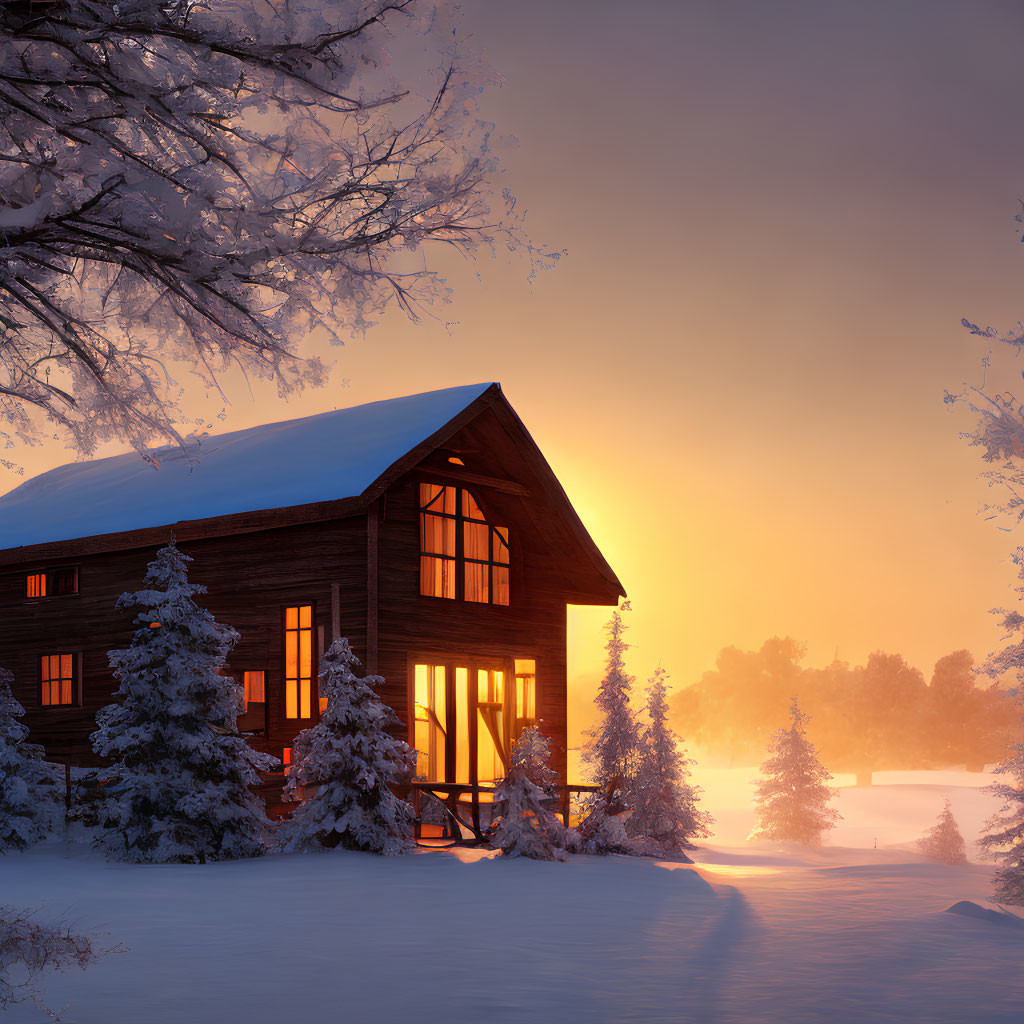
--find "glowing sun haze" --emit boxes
[3,0,1024,749]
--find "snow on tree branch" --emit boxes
[0,0,552,461]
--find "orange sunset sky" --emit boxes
[4,1,1024,747]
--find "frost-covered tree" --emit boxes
[751,698,840,846]
[0,668,60,851]
[979,738,1024,903]
[918,799,967,865]
[490,727,574,860]
[574,796,633,855]
[282,638,415,855]
[91,540,276,863]
[628,668,712,855]
[0,0,549,464]
[582,601,640,810]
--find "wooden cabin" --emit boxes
[0,383,623,795]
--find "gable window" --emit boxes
[419,484,509,605]
[284,606,313,719]
[25,567,78,599]
[40,653,76,706]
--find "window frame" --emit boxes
[407,652,538,786]
[282,604,316,721]
[38,652,81,708]
[238,670,268,734]
[418,482,510,606]
[24,566,79,601]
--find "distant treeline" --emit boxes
[669,638,1021,782]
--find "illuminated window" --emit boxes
[282,747,293,777]
[25,568,77,599]
[238,670,266,733]
[284,606,313,719]
[476,667,506,786]
[418,484,510,605]
[243,671,265,709]
[40,653,76,706]
[414,664,447,782]
[514,659,537,736]
[412,656,537,787]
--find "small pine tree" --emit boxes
[979,742,1024,903]
[490,727,573,860]
[282,638,416,855]
[628,668,713,856]
[751,697,840,846]
[0,669,60,851]
[582,601,641,816]
[575,796,633,855]
[92,540,276,863]
[918,799,967,865]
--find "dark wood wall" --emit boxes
[0,405,619,783]
[0,515,367,766]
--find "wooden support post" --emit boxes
[367,500,379,674]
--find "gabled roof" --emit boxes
[0,383,493,550]
[0,383,624,601]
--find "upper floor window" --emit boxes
[25,567,78,599]
[419,484,509,605]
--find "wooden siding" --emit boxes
[0,398,621,783]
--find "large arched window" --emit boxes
[419,483,510,605]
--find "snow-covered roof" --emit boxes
[0,383,495,550]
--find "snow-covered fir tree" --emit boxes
[582,601,641,814]
[751,698,840,846]
[575,797,633,855]
[91,541,276,863]
[979,740,1024,903]
[918,799,967,865]
[628,668,713,856]
[0,668,60,851]
[282,638,415,855]
[490,727,575,860]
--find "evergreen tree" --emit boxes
[582,601,640,810]
[918,799,967,865]
[628,668,713,855]
[751,698,840,845]
[0,668,60,851]
[979,740,1024,903]
[282,638,415,855]
[91,541,276,863]
[490,727,574,860]
[575,797,633,855]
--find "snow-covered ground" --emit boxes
[4,769,1023,1023]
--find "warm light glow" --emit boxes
[285,605,313,718]
[689,863,782,878]
[243,670,265,708]
[419,482,509,605]
[414,663,447,781]
[40,653,74,706]
[26,573,45,598]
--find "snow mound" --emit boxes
[944,900,1024,928]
